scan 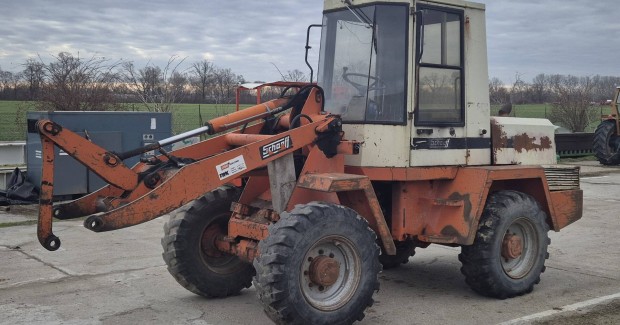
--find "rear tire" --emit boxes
[379,240,416,270]
[161,185,254,298]
[593,120,620,165]
[253,202,381,325]
[459,191,550,299]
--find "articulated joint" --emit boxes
[103,153,120,167]
[37,120,62,136]
[214,237,259,263]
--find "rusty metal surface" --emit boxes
[239,177,271,204]
[201,224,225,258]
[81,117,332,233]
[296,172,396,255]
[37,138,60,251]
[52,185,123,219]
[214,238,258,263]
[492,119,553,152]
[491,118,557,165]
[513,133,553,152]
[74,85,330,236]
[344,166,458,181]
[228,213,270,240]
[309,256,340,287]
[549,190,584,230]
[208,97,289,134]
[37,120,138,190]
[502,234,523,259]
[224,134,272,147]
[297,173,367,192]
[391,166,560,245]
[286,146,342,210]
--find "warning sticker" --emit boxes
[215,155,247,180]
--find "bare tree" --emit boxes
[548,75,596,132]
[211,67,240,105]
[139,65,163,100]
[170,71,188,101]
[510,72,529,105]
[531,74,549,103]
[283,69,308,82]
[40,52,123,111]
[123,56,187,112]
[591,75,620,103]
[10,71,23,100]
[22,58,46,100]
[0,67,13,99]
[191,59,214,103]
[489,77,510,105]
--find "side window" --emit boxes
[415,5,464,126]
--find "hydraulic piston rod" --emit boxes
[115,97,290,160]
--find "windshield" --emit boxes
[318,4,408,124]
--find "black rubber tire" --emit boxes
[593,120,620,165]
[459,191,550,299]
[161,185,255,298]
[379,240,416,270]
[253,202,381,325]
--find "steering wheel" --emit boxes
[342,70,386,96]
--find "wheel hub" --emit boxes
[201,224,225,257]
[309,256,340,287]
[502,233,523,259]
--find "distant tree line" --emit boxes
[490,73,620,132]
[489,73,619,105]
[0,52,308,112]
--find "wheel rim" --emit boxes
[500,217,539,279]
[199,213,244,275]
[300,235,361,311]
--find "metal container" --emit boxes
[27,111,172,196]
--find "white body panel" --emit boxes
[344,124,410,167]
[328,0,493,168]
[491,117,557,165]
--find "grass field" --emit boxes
[0,101,607,141]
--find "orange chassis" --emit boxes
[36,87,582,263]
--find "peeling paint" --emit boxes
[491,120,508,157]
[513,133,552,153]
[491,118,556,165]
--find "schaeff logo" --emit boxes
[260,136,292,159]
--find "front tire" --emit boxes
[254,202,381,325]
[161,185,255,298]
[459,191,550,299]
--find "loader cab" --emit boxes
[318,0,491,167]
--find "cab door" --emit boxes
[410,4,469,166]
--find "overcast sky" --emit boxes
[1,0,618,84]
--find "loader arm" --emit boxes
[36,86,343,251]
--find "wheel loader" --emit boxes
[33,0,583,324]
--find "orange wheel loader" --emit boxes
[34,1,583,324]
